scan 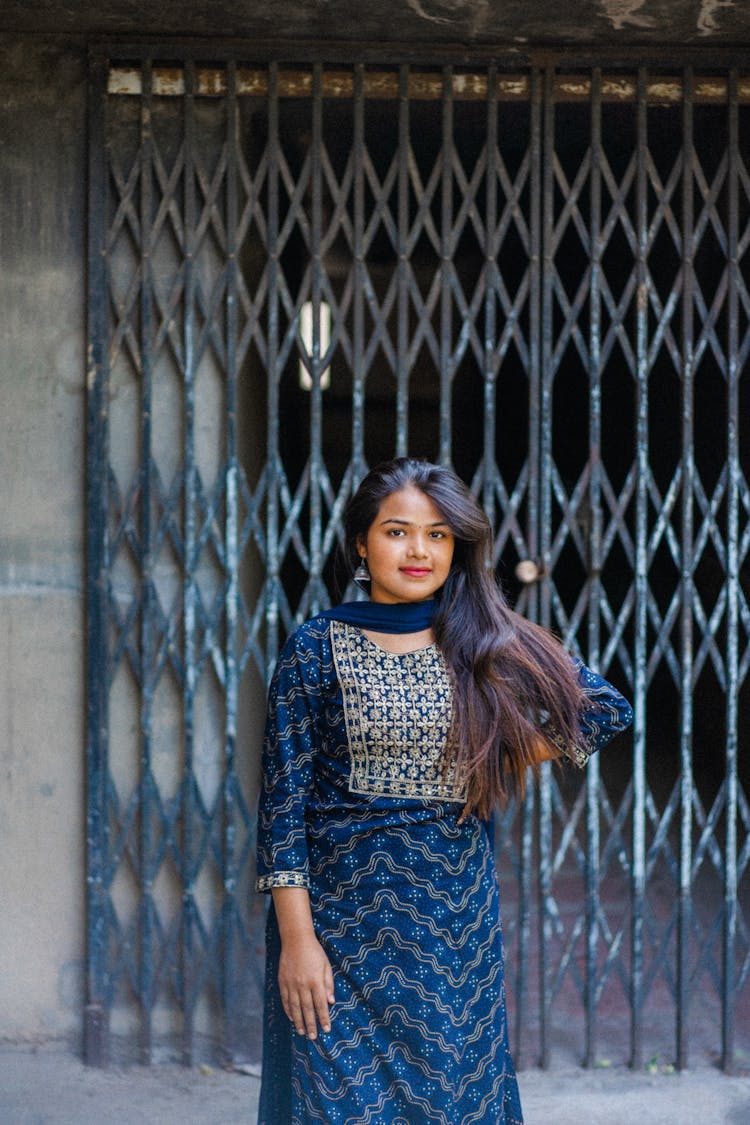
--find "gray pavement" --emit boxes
[0,1043,749,1124]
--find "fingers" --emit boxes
[281,985,330,1039]
[312,979,332,1036]
[301,990,325,1039]
[278,945,335,1040]
[283,992,306,1038]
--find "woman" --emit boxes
[256,458,632,1124]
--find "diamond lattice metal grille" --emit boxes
[87,55,749,1072]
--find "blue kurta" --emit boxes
[256,617,632,1124]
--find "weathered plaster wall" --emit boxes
[1,0,748,45]
[0,39,87,1041]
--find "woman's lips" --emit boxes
[400,567,431,577]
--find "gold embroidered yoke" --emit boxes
[330,620,466,803]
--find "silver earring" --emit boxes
[354,557,370,583]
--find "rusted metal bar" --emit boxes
[108,66,750,107]
[266,62,281,674]
[84,47,111,1068]
[584,67,603,1069]
[538,64,556,1070]
[138,57,156,1066]
[439,66,453,466]
[308,64,324,617]
[396,64,409,460]
[482,65,497,526]
[677,65,695,1072]
[722,67,740,1075]
[516,65,543,1070]
[351,64,366,487]
[527,68,542,634]
[222,58,241,1065]
[630,65,649,1073]
[180,57,198,1069]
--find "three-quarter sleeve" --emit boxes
[255,627,323,893]
[548,659,634,768]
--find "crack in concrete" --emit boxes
[697,0,734,35]
[405,0,452,25]
[598,0,656,31]
[403,0,492,33]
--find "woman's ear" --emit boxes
[356,533,366,558]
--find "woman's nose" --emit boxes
[408,534,429,557]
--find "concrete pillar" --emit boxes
[0,38,87,1042]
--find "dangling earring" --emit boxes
[354,556,370,584]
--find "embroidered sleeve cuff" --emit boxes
[255,870,310,893]
[545,724,590,768]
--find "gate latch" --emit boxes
[515,559,548,584]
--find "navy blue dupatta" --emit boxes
[317,598,436,634]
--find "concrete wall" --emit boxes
[0,38,87,1041]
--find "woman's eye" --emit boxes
[429,531,445,539]
[387,528,404,537]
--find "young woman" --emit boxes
[256,458,633,1124]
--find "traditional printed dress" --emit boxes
[256,616,633,1124]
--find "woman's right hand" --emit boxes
[278,932,335,1039]
[271,886,335,1039]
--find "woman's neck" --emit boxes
[360,626,435,654]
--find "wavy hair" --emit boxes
[340,457,586,817]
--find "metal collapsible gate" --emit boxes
[86,50,750,1072]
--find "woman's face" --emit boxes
[358,485,455,604]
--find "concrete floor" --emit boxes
[1,1043,749,1124]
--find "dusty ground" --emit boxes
[1,1043,749,1124]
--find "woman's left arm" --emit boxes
[575,660,634,758]
[542,660,634,767]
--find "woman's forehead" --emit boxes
[375,485,448,525]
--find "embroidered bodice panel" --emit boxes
[330,620,466,803]
[256,615,632,892]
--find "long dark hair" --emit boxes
[340,457,586,817]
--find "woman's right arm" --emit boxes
[256,629,319,893]
[255,625,335,1039]
[272,886,334,1040]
